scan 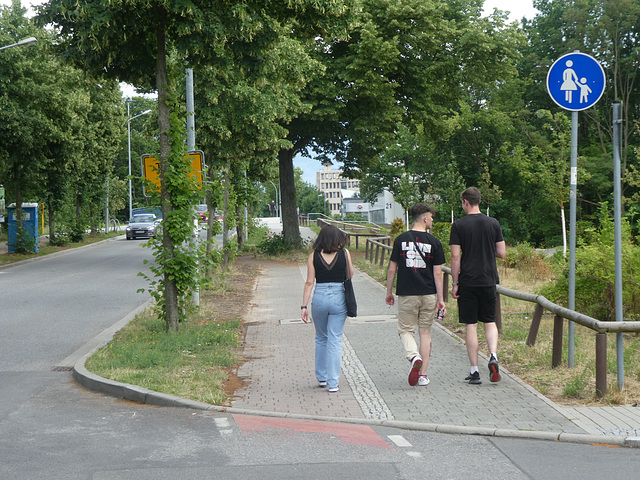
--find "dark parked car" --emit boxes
[125,214,160,240]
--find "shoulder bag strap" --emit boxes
[412,238,429,264]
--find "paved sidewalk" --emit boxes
[70,222,640,447]
[231,225,640,444]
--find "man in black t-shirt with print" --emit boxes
[449,187,506,385]
[386,204,446,387]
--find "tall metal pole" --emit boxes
[568,110,578,368]
[186,68,200,307]
[105,176,110,233]
[127,102,132,221]
[613,101,624,389]
[186,69,195,151]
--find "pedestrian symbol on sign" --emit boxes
[547,52,605,111]
[560,60,578,103]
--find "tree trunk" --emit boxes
[222,159,231,267]
[235,203,244,249]
[205,170,216,279]
[89,203,97,235]
[278,148,301,247]
[76,194,82,221]
[156,21,180,333]
[561,206,567,258]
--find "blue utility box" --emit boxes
[8,203,39,253]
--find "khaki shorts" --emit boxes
[397,294,437,331]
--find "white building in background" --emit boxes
[316,161,360,216]
[315,160,404,223]
[342,189,404,225]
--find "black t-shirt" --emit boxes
[390,230,445,296]
[314,249,348,283]
[449,213,504,287]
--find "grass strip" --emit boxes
[86,308,241,406]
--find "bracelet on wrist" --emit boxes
[301,306,307,310]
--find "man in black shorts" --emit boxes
[449,187,506,384]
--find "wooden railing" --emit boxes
[441,265,640,397]
[365,235,393,265]
[316,218,385,250]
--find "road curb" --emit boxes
[73,352,637,448]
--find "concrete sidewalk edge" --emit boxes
[72,319,640,448]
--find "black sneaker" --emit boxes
[465,371,481,384]
[488,355,501,382]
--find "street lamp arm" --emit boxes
[17,37,37,47]
[128,109,153,123]
[0,37,37,51]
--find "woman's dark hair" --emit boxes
[313,224,347,253]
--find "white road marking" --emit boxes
[388,435,412,447]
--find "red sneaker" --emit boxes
[489,355,501,382]
[408,355,423,386]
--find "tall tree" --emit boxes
[276,0,522,246]
[37,0,353,331]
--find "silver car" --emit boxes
[125,214,160,240]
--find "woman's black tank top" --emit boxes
[313,249,347,283]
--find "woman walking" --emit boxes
[301,225,354,393]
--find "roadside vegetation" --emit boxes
[84,223,273,404]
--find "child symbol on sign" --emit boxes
[578,78,592,104]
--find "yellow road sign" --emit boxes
[141,151,204,196]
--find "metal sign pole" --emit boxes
[613,101,624,389]
[547,50,605,369]
[568,111,577,368]
[186,68,200,308]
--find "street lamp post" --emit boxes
[0,37,37,51]
[269,180,280,218]
[127,104,152,220]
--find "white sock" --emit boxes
[470,366,479,374]
[490,353,498,361]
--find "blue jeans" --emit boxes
[312,283,347,389]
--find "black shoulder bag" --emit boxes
[343,250,357,317]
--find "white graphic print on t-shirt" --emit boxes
[401,242,431,269]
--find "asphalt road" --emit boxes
[1,236,639,479]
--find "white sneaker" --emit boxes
[418,375,430,386]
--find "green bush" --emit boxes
[538,203,640,321]
[503,242,552,281]
[431,221,450,244]
[9,226,37,253]
[258,232,294,255]
[389,217,405,239]
[563,368,590,398]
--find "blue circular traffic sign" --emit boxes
[547,52,605,111]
